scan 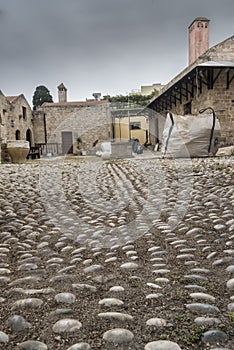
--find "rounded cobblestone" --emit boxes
[0,156,233,350]
[145,340,182,349]
[103,328,134,344]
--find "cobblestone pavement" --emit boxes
[0,155,233,350]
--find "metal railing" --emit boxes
[35,143,59,156]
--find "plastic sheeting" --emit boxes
[101,142,111,153]
[162,112,221,158]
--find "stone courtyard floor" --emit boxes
[0,154,233,350]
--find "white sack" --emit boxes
[162,113,221,158]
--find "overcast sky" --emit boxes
[0,0,233,106]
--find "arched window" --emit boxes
[16,130,21,140]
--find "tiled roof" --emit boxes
[42,100,109,107]
[6,95,20,103]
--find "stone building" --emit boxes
[129,83,164,96]
[0,84,112,161]
[148,18,234,146]
[0,91,34,143]
[33,84,112,155]
[1,17,233,160]
[0,91,34,161]
[111,103,150,144]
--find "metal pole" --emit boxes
[128,93,131,140]
[43,113,47,144]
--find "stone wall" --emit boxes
[203,35,234,61]
[149,35,234,146]
[0,144,11,162]
[148,112,166,147]
[32,110,46,144]
[163,71,234,145]
[0,93,34,162]
[0,94,9,162]
[33,102,112,154]
[6,95,34,144]
[187,36,234,145]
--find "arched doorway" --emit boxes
[26,129,32,147]
[15,130,21,140]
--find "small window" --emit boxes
[130,122,141,130]
[22,106,27,119]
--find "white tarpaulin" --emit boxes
[162,112,221,158]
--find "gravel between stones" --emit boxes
[0,155,233,349]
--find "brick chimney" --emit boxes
[58,83,67,102]
[188,17,210,65]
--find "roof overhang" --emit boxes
[147,61,234,114]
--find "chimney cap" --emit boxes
[189,17,210,29]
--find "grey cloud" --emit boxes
[0,0,233,104]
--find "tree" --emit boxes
[103,90,159,107]
[32,85,53,110]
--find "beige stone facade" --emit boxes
[129,83,164,96]
[148,35,234,146]
[0,91,9,144]
[0,86,112,161]
[33,100,112,155]
[0,92,34,143]
[0,91,34,161]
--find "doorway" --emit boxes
[26,129,32,147]
[61,131,73,154]
[16,130,21,140]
